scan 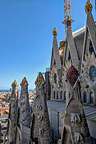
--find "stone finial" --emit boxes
[20,77,28,88]
[35,72,44,87]
[12,80,18,89]
[85,0,93,14]
[53,27,57,36]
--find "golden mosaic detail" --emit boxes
[85,0,93,14]
[59,47,63,56]
[12,80,18,88]
[35,72,44,87]
[53,27,57,36]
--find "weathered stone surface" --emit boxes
[19,77,31,128]
[8,80,18,144]
[30,73,51,144]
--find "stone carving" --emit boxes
[39,128,44,136]
[81,52,96,84]
[81,0,96,106]
[61,44,92,143]
[81,52,96,104]
[71,113,81,124]
[38,115,43,121]
[61,82,92,144]
[74,132,84,144]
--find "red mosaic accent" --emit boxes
[67,65,79,86]
[35,72,44,87]
[21,77,28,88]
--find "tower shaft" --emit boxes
[64,0,72,37]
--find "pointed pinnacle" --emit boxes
[35,72,44,87]
[53,27,58,37]
[85,0,93,14]
[21,77,28,88]
[12,80,18,88]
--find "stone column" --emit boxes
[94,89,96,105]
[51,86,54,100]
[87,89,90,104]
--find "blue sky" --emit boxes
[0,0,96,90]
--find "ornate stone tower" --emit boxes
[51,28,61,70]
[61,66,93,144]
[50,28,62,100]
[63,0,79,70]
[30,72,50,144]
[80,0,96,105]
[8,80,18,144]
[59,1,93,143]
[19,77,31,127]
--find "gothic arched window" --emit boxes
[90,91,94,104]
[68,52,71,60]
[89,66,96,82]
[64,91,66,101]
[54,60,56,65]
[89,41,96,55]
[57,91,58,99]
[83,91,87,103]
[60,91,62,99]
[54,91,55,99]
[54,73,57,84]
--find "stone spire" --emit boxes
[65,16,79,70]
[60,2,94,142]
[50,27,61,70]
[21,77,28,91]
[11,80,18,97]
[82,0,96,62]
[19,77,31,127]
[30,73,50,144]
[63,0,79,70]
[35,72,44,88]
[8,80,18,144]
